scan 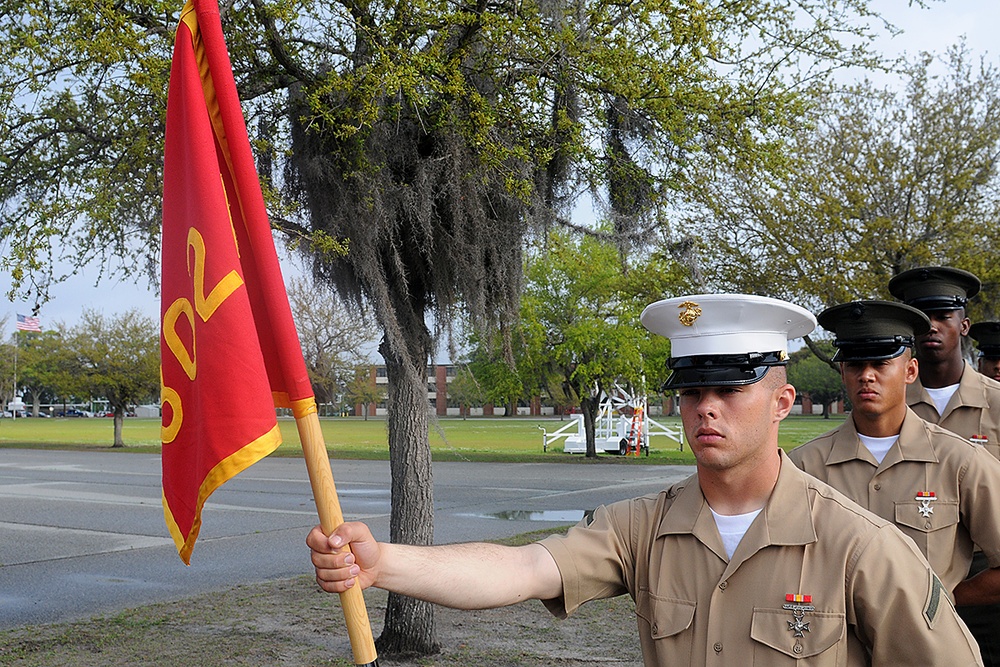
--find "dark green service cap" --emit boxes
[818,300,930,362]
[887,266,981,312]
[970,322,1000,360]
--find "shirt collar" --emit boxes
[827,407,937,465]
[656,450,817,551]
[908,362,988,409]
[954,361,990,408]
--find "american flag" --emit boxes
[16,314,41,332]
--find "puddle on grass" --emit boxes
[457,510,591,522]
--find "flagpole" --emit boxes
[294,407,379,667]
[12,331,17,421]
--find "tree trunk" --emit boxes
[112,405,125,447]
[581,394,599,459]
[376,337,440,656]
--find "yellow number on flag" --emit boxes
[160,367,183,444]
[163,298,197,381]
[186,227,244,322]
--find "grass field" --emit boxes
[0,413,847,463]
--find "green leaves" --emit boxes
[519,230,676,404]
[689,44,1000,311]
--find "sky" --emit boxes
[2,0,999,333]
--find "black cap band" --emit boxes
[664,351,786,389]
[831,339,912,362]
[904,294,967,311]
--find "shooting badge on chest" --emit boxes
[783,594,814,638]
[916,491,936,518]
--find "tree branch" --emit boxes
[249,0,317,86]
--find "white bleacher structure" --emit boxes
[540,384,684,455]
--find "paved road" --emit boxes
[0,449,694,629]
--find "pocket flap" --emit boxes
[751,607,845,658]
[636,590,696,640]
[895,500,959,532]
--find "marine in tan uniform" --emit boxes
[888,267,1000,460]
[307,294,983,666]
[890,268,1000,665]
[788,300,1000,597]
[970,322,1000,383]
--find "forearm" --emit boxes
[953,567,1000,606]
[375,541,563,609]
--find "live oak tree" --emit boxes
[519,231,677,457]
[786,342,843,419]
[465,350,526,416]
[70,309,159,447]
[443,366,484,419]
[1,0,892,654]
[687,44,1000,312]
[14,326,81,417]
[345,366,385,419]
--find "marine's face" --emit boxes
[979,358,1000,382]
[916,309,970,363]
[678,377,790,473]
[840,354,918,418]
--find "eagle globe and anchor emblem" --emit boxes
[677,301,702,326]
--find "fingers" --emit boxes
[314,550,361,593]
[306,522,371,554]
[306,522,378,594]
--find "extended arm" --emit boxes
[307,522,564,609]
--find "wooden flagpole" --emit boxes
[295,407,379,666]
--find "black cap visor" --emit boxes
[832,339,911,362]
[905,295,967,312]
[664,352,786,389]
[978,346,1000,360]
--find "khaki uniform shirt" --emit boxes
[908,362,1000,460]
[788,408,1000,592]
[538,451,982,666]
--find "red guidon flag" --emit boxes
[161,0,315,564]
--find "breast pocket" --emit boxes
[894,500,960,565]
[636,589,695,663]
[751,607,846,664]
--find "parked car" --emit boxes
[56,409,92,418]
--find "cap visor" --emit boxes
[664,365,770,389]
[831,344,909,362]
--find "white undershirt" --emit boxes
[711,507,762,559]
[925,384,959,416]
[859,433,898,464]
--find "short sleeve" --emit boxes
[960,446,1000,567]
[850,524,982,665]
[538,500,635,618]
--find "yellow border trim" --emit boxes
[273,392,317,419]
[163,423,282,564]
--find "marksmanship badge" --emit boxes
[677,301,702,326]
[916,491,936,518]
[783,594,814,638]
